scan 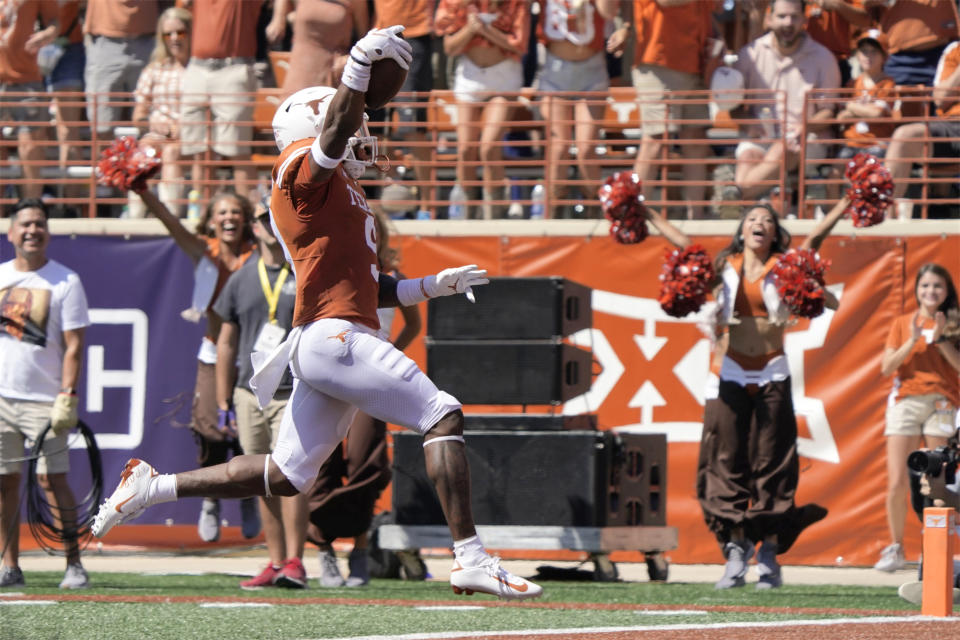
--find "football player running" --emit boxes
[92,25,542,601]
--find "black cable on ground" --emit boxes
[25,420,103,555]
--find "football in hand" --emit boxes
[365,57,408,110]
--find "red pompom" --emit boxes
[843,152,893,227]
[95,136,162,192]
[771,249,832,319]
[658,244,715,318]
[598,171,648,244]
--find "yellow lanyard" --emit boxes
[257,258,289,324]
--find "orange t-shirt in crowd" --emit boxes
[434,0,529,61]
[374,0,434,39]
[805,0,863,60]
[842,74,897,147]
[271,139,381,331]
[885,312,960,407]
[632,0,713,75]
[537,0,608,53]
[189,0,263,60]
[0,0,57,84]
[935,40,960,117]
[58,1,84,44]
[878,0,959,54]
[202,235,254,341]
[83,0,158,39]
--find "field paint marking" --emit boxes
[305,615,958,640]
[0,600,56,606]
[0,592,26,597]
[200,602,274,608]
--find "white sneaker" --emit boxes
[59,563,89,589]
[450,556,543,600]
[198,498,221,542]
[318,549,345,587]
[898,580,960,605]
[92,459,159,538]
[874,543,905,572]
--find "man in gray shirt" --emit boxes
[213,202,307,590]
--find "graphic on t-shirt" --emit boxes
[0,285,51,347]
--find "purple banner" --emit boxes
[1,234,243,526]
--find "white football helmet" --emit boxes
[272,85,378,179]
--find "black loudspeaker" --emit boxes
[427,277,592,340]
[391,431,666,527]
[463,413,597,431]
[426,340,592,405]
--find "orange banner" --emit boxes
[385,232,959,566]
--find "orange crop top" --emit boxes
[734,275,767,318]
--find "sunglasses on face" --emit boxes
[163,29,188,38]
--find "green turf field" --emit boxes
[0,571,931,640]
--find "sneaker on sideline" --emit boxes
[240,564,281,590]
[715,540,754,589]
[319,549,345,587]
[450,556,543,600]
[92,458,160,538]
[755,541,782,590]
[0,566,24,588]
[275,557,307,589]
[875,543,905,572]
[59,563,89,589]
[898,580,960,605]
[198,498,221,543]
[346,548,370,587]
[239,497,261,539]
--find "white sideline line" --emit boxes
[304,616,959,640]
[0,600,57,606]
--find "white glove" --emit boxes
[422,265,489,303]
[50,392,79,434]
[352,25,413,70]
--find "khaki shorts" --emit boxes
[234,386,288,455]
[0,395,70,475]
[885,393,957,437]
[632,64,709,136]
[179,60,256,157]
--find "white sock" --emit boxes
[453,535,487,566]
[146,474,178,505]
[896,199,913,221]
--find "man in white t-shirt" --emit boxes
[0,199,91,589]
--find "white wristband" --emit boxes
[341,50,371,93]
[396,278,431,306]
[310,137,346,169]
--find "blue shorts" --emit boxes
[884,44,948,86]
[47,41,85,91]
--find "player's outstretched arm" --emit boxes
[386,265,490,308]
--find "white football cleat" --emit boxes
[450,556,543,600]
[91,459,159,538]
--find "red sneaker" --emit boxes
[240,564,280,590]
[275,557,307,589]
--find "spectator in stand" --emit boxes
[630,0,716,220]
[127,178,261,544]
[129,6,193,218]
[863,0,960,87]
[884,39,960,220]
[44,0,86,213]
[804,0,870,86]
[733,0,840,201]
[435,0,529,220]
[0,199,91,589]
[213,198,309,590]
[179,0,287,197]
[874,263,960,574]
[827,29,896,199]
[311,212,422,588]
[281,0,368,94]
[371,0,435,214]
[0,0,58,200]
[83,0,158,136]
[538,0,617,219]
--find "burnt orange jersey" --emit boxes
[270,139,380,331]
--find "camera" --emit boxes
[907,444,960,485]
